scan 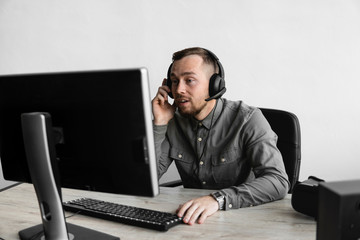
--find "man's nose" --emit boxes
[174,81,186,95]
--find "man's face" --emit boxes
[169,55,214,120]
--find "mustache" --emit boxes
[174,94,189,100]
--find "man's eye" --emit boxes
[172,79,179,85]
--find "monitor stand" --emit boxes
[19,112,119,240]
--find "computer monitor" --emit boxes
[0,68,159,239]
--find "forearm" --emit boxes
[220,172,289,210]
[153,123,172,178]
[153,123,167,152]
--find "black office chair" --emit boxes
[160,108,301,194]
[259,108,301,193]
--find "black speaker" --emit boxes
[166,48,226,101]
[291,176,324,219]
[317,180,360,240]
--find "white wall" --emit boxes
[0,0,359,186]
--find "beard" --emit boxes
[177,99,208,118]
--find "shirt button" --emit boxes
[178,154,183,159]
[228,204,233,209]
[199,122,203,127]
[202,181,206,185]
[198,137,202,142]
[199,161,204,165]
[221,157,226,163]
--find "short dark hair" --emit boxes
[172,47,219,73]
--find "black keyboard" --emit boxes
[63,198,183,231]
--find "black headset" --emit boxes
[166,48,226,101]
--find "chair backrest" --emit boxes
[259,108,301,193]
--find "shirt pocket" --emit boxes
[169,146,194,175]
[211,149,242,184]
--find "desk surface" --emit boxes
[0,183,316,240]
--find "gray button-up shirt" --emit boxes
[154,98,290,209]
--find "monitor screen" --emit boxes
[0,68,159,197]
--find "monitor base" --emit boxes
[19,222,120,240]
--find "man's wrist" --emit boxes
[210,192,225,210]
[153,119,169,126]
[153,121,168,128]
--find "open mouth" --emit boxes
[176,99,190,106]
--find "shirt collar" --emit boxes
[190,99,223,131]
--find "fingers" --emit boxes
[176,200,193,222]
[156,86,169,104]
[197,209,212,224]
[151,78,176,125]
[187,205,207,225]
[162,78,167,86]
[176,196,219,225]
[155,79,171,104]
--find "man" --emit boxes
[152,47,289,225]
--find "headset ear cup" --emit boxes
[167,63,174,98]
[209,74,225,98]
[166,79,173,99]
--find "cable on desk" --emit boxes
[65,210,82,219]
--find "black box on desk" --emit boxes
[317,180,360,240]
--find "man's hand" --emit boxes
[152,78,176,125]
[176,195,219,225]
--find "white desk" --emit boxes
[0,183,316,240]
